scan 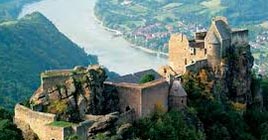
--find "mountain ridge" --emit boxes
[0,12,98,109]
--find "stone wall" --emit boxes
[41,73,85,90]
[72,121,93,140]
[169,34,207,74]
[195,32,207,40]
[169,17,249,76]
[169,34,189,74]
[185,59,208,73]
[42,125,72,140]
[141,80,169,117]
[42,75,70,90]
[232,30,248,45]
[14,104,92,140]
[104,79,169,118]
[14,104,64,140]
[169,96,187,110]
[105,82,142,118]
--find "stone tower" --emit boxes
[168,34,189,74]
[205,17,231,72]
[168,16,248,76]
[169,80,187,110]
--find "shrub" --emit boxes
[139,74,155,84]
[65,134,79,140]
[47,100,67,114]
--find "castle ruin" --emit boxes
[166,16,253,103]
[168,17,248,75]
[14,66,186,140]
[105,69,187,118]
[14,16,252,140]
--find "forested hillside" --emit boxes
[0,107,22,139]
[0,0,40,21]
[0,12,98,109]
[96,0,268,32]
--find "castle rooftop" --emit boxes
[170,80,187,97]
[108,69,162,84]
[212,19,231,40]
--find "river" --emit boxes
[18,0,167,75]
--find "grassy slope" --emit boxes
[0,12,98,109]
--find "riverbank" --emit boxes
[18,0,167,74]
[93,10,168,58]
[93,13,122,35]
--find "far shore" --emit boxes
[92,12,168,58]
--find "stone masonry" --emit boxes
[168,16,249,75]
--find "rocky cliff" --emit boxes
[225,43,254,103]
[186,43,254,104]
[214,43,254,103]
[30,65,119,122]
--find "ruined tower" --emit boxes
[168,16,249,76]
[169,80,187,110]
[168,34,189,74]
[204,17,231,72]
[167,16,252,103]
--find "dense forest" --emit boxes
[0,107,22,139]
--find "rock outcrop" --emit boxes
[85,111,134,139]
[224,43,254,103]
[87,112,119,135]
[29,65,119,122]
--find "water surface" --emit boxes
[19,0,167,75]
